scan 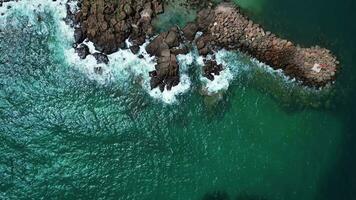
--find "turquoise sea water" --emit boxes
[0,0,355,199]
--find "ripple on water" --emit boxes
[0,1,344,200]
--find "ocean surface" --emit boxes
[0,0,355,199]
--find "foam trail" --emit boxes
[200,50,242,95]
[66,40,192,104]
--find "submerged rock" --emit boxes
[203,60,223,81]
[92,52,109,64]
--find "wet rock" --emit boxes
[146,28,184,90]
[171,46,189,55]
[94,66,103,75]
[146,36,165,56]
[75,44,90,59]
[130,45,140,54]
[74,28,86,44]
[92,52,109,64]
[203,60,223,80]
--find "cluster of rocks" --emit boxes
[145,26,190,91]
[70,0,164,65]
[66,0,338,90]
[192,3,339,87]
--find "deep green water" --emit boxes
[1,0,355,200]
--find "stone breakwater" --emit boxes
[193,3,339,87]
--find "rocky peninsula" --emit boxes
[3,0,338,90]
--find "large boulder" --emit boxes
[183,22,198,41]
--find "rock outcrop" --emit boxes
[146,27,189,91]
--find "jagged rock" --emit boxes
[152,0,164,14]
[203,60,223,80]
[74,28,86,44]
[75,44,90,59]
[145,27,185,90]
[75,0,164,55]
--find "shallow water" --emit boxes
[0,0,355,200]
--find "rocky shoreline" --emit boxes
[1,0,339,90]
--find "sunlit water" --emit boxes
[1,0,355,200]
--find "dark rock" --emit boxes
[123,4,133,16]
[203,60,223,80]
[94,66,103,75]
[92,53,109,64]
[75,44,90,59]
[74,28,86,44]
[130,45,140,54]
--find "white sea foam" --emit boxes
[0,0,73,40]
[250,57,297,85]
[200,50,241,95]
[201,68,234,95]
[82,41,99,53]
[66,39,193,104]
